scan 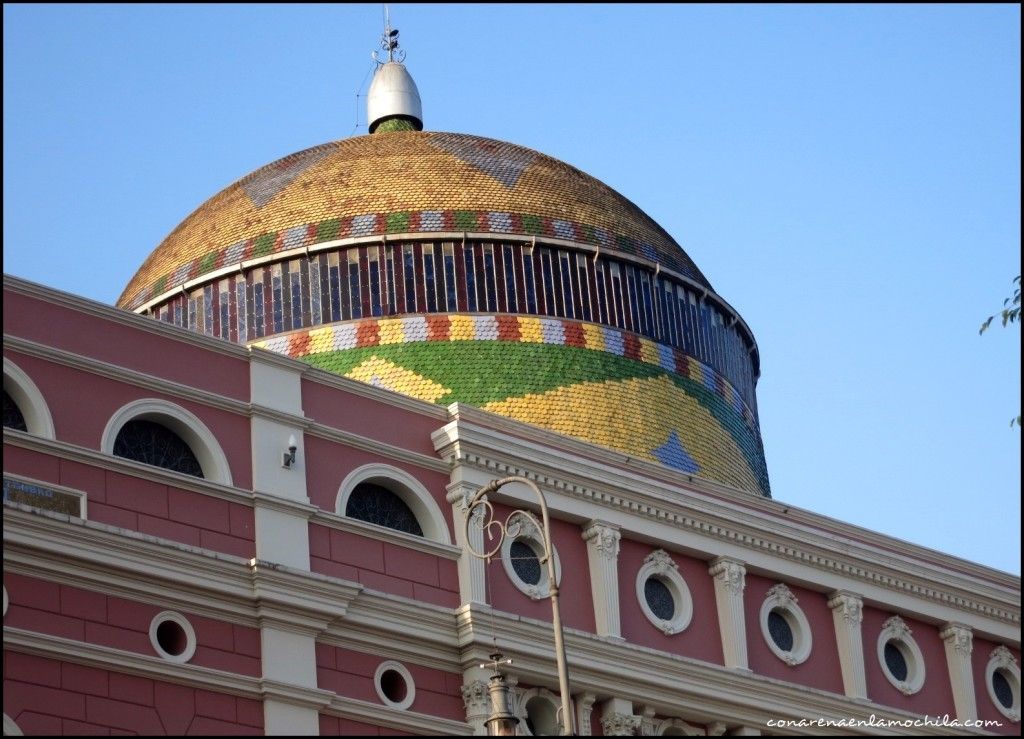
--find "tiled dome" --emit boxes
[120,130,769,497]
[117,133,711,309]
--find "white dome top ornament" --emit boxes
[367,8,423,133]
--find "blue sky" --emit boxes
[4,4,1020,574]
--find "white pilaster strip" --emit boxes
[708,556,748,670]
[828,590,867,699]
[582,520,623,640]
[939,622,977,721]
[447,482,488,605]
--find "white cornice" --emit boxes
[434,417,1020,638]
[453,605,990,736]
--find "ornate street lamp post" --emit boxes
[464,475,575,735]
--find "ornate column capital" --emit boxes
[582,519,621,560]
[827,590,863,625]
[601,713,642,736]
[939,623,974,657]
[708,556,746,595]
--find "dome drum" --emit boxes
[143,236,760,409]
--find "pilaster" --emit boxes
[582,520,623,640]
[575,692,597,736]
[708,556,748,670]
[447,482,488,605]
[828,590,867,699]
[940,622,977,721]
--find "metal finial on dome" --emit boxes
[373,5,405,65]
[367,7,423,133]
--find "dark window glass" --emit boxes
[444,247,457,312]
[113,419,204,478]
[289,271,301,329]
[559,252,575,318]
[348,257,362,318]
[464,245,477,311]
[483,246,498,311]
[504,245,518,312]
[768,609,794,652]
[403,246,417,312]
[386,250,397,314]
[577,254,591,322]
[884,641,909,681]
[644,577,675,620]
[345,482,423,536]
[523,249,537,314]
[423,250,437,312]
[3,390,28,432]
[993,670,1015,709]
[595,262,607,324]
[541,252,556,316]
[510,539,541,585]
[369,254,382,316]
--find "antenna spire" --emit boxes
[374,4,405,65]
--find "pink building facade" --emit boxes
[3,275,1020,735]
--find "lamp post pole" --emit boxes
[464,475,575,736]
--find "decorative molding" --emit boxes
[877,616,926,696]
[759,583,812,667]
[708,558,746,597]
[575,692,597,736]
[100,397,234,486]
[939,622,976,721]
[602,713,642,736]
[636,549,692,636]
[828,591,867,699]
[461,679,491,735]
[432,417,1020,633]
[985,646,1021,723]
[3,355,56,439]
[583,520,623,639]
[336,463,452,545]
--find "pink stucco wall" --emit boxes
[861,606,955,715]
[3,574,261,677]
[617,539,723,664]
[315,643,463,721]
[3,447,255,558]
[4,349,253,490]
[302,377,443,459]
[302,435,452,537]
[3,289,251,403]
[483,502,596,633]
[743,573,844,694]
[308,523,459,607]
[3,651,263,735]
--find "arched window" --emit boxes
[101,399,233,485]
[3,358,55,438]
[113,419,204,478]
[346,482,423,536]
[336,464,450,545]
[3,390,27,432]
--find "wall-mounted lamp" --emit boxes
[282,434,298,469]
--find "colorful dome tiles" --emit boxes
[118,133,711,309]
[250,313,769,496]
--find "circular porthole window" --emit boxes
[374,660,415,710]
[634,549,692,635]
[500,513,561,600]
[876,616,925,695]
[985,646,1022,722]
[148,611,196,663]
[759,584,812,666]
